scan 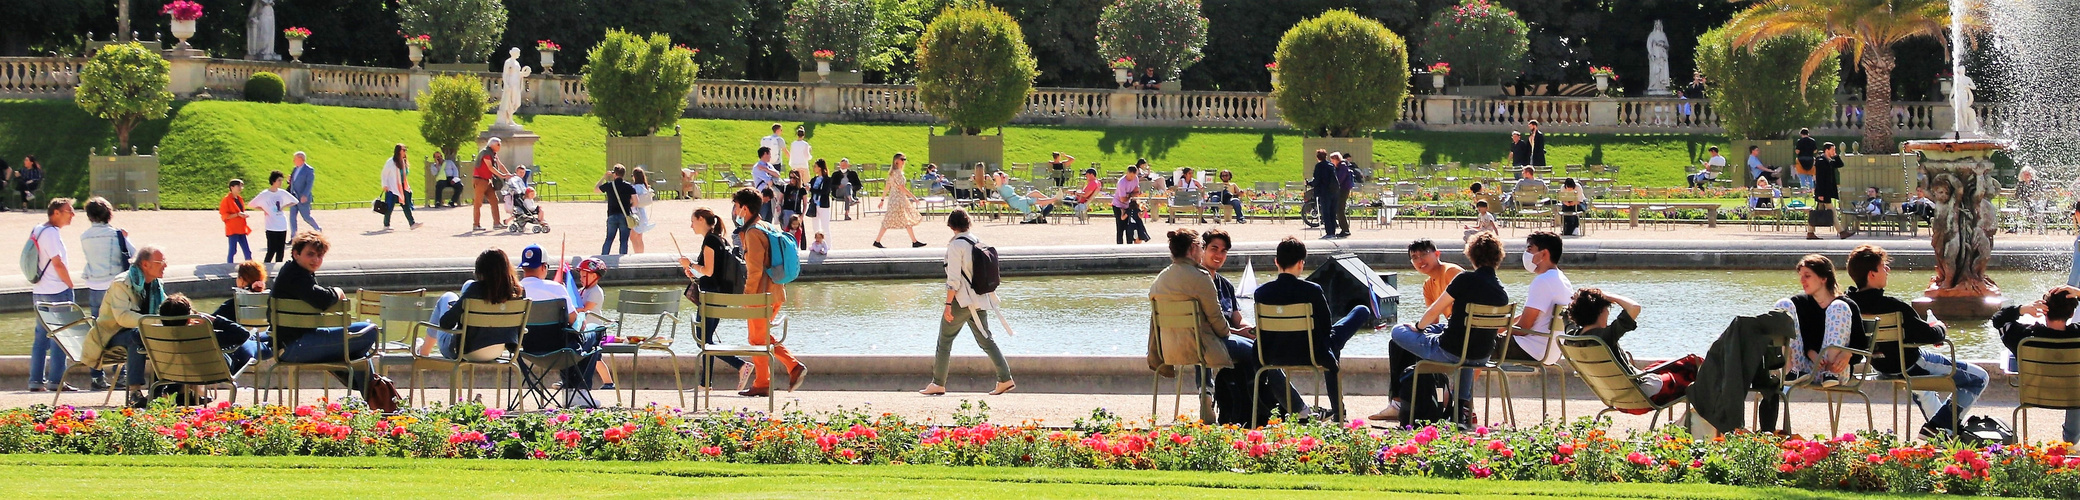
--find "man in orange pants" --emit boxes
[732,188,807,397]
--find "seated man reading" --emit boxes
[1565,288,1700,411]
[1252,236,1374,421]
[1845,244,1985,437]
[1995,285,2080,443]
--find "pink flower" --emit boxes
[1944,464,1966,477]
[484,408,506,420]
[701,446,723,457]
[1413,426,1439,445]
[838,448,858,460]
[1626,451,1654,466]
[1246,430,1264,443]
[531,450,548,459]
[1555,443,1576,455]
[1470,464,1493,478]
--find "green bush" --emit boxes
[1696,19,1838,140]
[1417,0,1528,86]
[786,0,882,72]
[1096,0,1209,81]
[75,42,172,152]
[398,0,508,64]
[583,29,701,137]
[1272,10,1408,138]
[915,5,1038,135]
[244,72,285,103]
[417,75,490,160]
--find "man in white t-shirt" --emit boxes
[788,126,812,177]
[1689,146,1726,190]
[515,245,576,325]
[760,123,787,172]
[1510,231,1573,364]
[28,198,77,392]
[250,171,300,263]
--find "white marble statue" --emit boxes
[1646,21,1671,96]
[495,47,531,130]
[246,0,279,61]
[1952,73,1981,137]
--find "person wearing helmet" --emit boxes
[571,256,616,389]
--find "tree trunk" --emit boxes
[1861,49,1898,154]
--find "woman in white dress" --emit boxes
[874,153,926,249]
[629,167,657,253]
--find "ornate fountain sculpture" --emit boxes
[1903,4,2006,320]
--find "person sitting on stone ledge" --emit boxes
[1996,285,2080,443]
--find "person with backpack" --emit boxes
[77,197,136,390]
[25,198,78,392]
[732,188,807,398]
[921,209,1016,396]
[1776,254,1865,388]
[679,208,752,391]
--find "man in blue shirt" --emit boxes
[287,152,322,234]
[1251,236,1374,421]
[1746,145,1778,185]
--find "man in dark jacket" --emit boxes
[1525,120,1548,167]
[1846,245,1984,436]
[1995,285,2080,442]
[1252,237,1374,421]
[270,232,380,390]
[1308,150,1341,239]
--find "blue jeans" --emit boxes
[382,192,417,227]
[226,234,251,263]
[29,290,74,387]
[84,288,108,380]
[1391,322,1481,392]
[1319,192,1343,237]
[289,203,321,234]
[1795,174,1815,191]
[602,214,631,255]
[105,329,148,386]
[1906,351,1987,430]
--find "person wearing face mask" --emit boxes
[1506,232,1572,365]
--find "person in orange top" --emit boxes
[219,178,253,263]
[731,188,807,397]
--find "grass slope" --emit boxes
[1,100,1845,208]
[0,455,1917,499]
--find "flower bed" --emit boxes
[3,402,2077,496]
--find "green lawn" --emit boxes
[0,454,1922,499]
[0,99,1846,209]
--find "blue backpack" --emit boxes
[751,223,801,284]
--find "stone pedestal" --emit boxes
[407,70,431,106]
[163,49,209,98]
[1420,96,1454,126]
[1107,90,1137,124]
[478,127,541,171]
[1588,99,1619,127]
[283,66,311,102]
[810,84,839,114]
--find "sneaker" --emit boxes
[910,241,926,248]
[599,383,616,391]
[1783,371,1812,386]
[27,385,46,393]
[90,373,111,390]
[126,391,151,409]
[872,241,885,249]
[1819,372,1843,388]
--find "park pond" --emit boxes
[0,269,2069,361]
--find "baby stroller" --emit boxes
[502,175,550,234]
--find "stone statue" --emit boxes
[1645,21,1671,96]
[495,47,531,130]
[246,0,279,61]
[1952,73,1981,137]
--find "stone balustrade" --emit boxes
[0,55,1989,139]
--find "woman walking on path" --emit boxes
[921,209,1016,396]
[379,143,424,231]
[874,153,927,249]
[677,208,753,391]
[629,167,656,253]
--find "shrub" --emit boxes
[398,0,508,64]
[417,74,490,160]
[1417,0,1528,86]
[583,29,701,137]
[243,72,285,103]
[74,42,172,152]
[1696,19,1838,140]
[1272,10,1408,138]
[915,5,1038,135]
[786,0,882,72]
[1095,0,1209,81]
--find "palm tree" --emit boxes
[1730,0,1953,154]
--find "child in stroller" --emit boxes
[502,173,550,233]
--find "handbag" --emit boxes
[372,196,393,215]
[1808,208,1834,227]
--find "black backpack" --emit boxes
[957,236,1000,294]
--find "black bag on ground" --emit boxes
[1959,415,2017,446]
[1808,208,1834,227]
[1402,370,1456,424]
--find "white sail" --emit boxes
[1238,260,1259,298]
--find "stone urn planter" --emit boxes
[287,39,305,62]
[407,45,424,69]
[1114,68,1131,89]
[170,19,196,49]
[815,60,831,83]
[1595,75,1609,93]
[540,49,556,74]
[1431,74,1446,94]
[1939,77,1953,100]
